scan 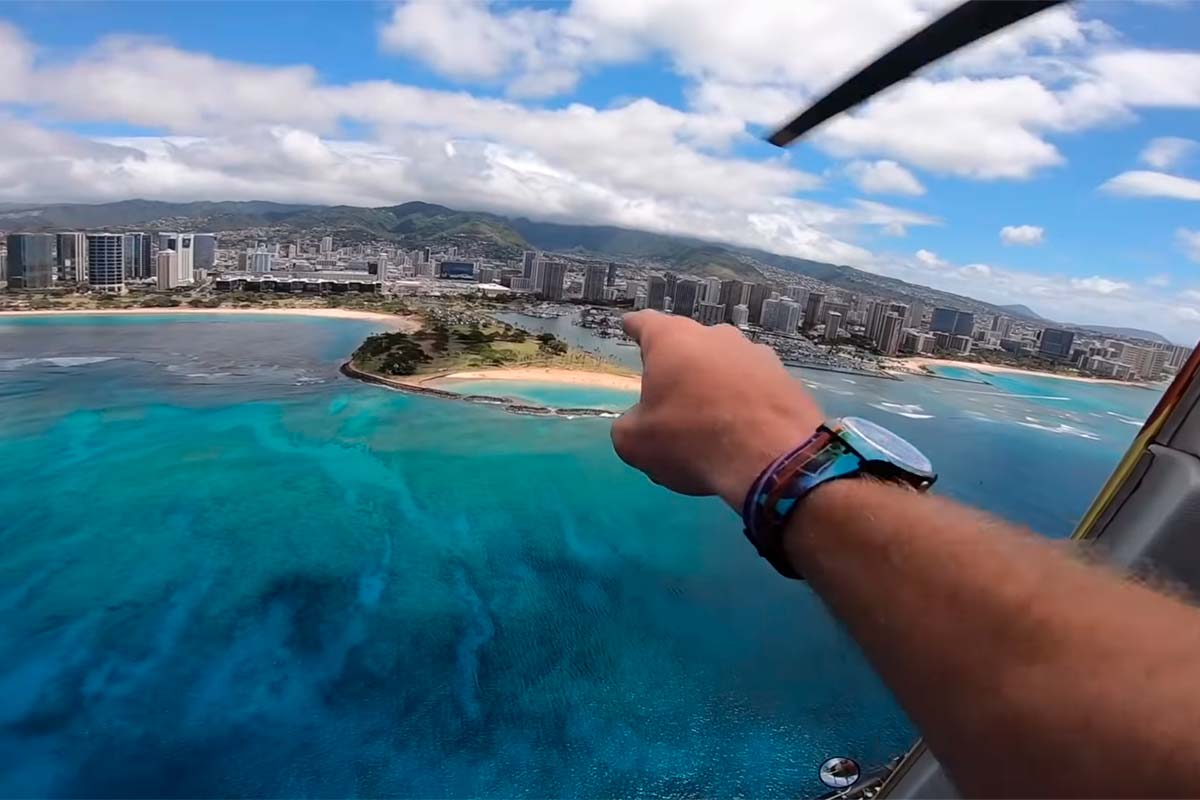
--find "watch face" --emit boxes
[840,416,933,477]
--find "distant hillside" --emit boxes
[508,218,764,281]
[0,199,317,229]
[1069,324,1171,345]
[0,198,1170,340]
[997,303,1044,321]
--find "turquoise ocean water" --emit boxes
[0,314,1161,797]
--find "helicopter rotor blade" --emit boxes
[766,0,1068,148]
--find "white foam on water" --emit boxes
[870,401,934,420]
[943,388,1070,400]
[841,378,857,384]
[0,355,117,370]
[1016,420,1101,440]
[1106,411,1144,427]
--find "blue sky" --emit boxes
[1,1,1199,339]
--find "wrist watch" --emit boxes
[741,417,936,579]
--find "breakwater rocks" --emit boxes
[340,362,621,419]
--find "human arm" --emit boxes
[611,310,1200,798]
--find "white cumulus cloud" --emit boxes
[1000,224,1046,246]
[1179,228,1200,263]
[1140,136,1198,170]
[844,160,925,196]
[1070,276,1131,294]
[1101,171,1200,201]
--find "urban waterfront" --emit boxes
[0,313,1161,796]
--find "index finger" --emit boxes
[622,310,673,354]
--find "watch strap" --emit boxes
[741,424,866,579]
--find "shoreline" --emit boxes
[426,366,640,392]
[888,356,1152,387]
[339,362,622,418]
[0,307,418,330]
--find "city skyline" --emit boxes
[0,2,1198,339]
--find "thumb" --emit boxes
[610,403,644,468]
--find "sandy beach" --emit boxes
[890,356,1148,387]
[0,306,419,330]
[429,367,641,392]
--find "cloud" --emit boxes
[813,77,1073,179]
[844,160,925,196]
[1140,136,1198,170]
[1101,170,1200,201]
[1000,224,1045,246]
[915,248,947,269]
[0,24,941,266]
[1070,276,1131,294]
[1090,50,1200,108]
[370,0,1158,183]
[1147,273,1171,288]
[1179,228,1200,263]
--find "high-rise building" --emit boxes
[823,301,850,329]
[718,280,745,322]
[786,285,806,302]
[522,250,538,278]
[905,300,926,330]
[780,299,803,333]
[902,330,935,354]
[878,313,904,355]
[156,250,179,290]
[250,250,273,273]
[5,233,55,288]
[931,308,974,336]
[624,279,644,300]
[865,300,886,341]
[1118,343,1168,381]
[320,236,334,254]
[745,283,770,325]
[539,260,567,301]
[157,233,194,285]
[0,252,6,280]
[762,297,802,332]
[991,314,1013,339]
[730,303,749,326]
[703,277,722,304]
[122,233,153,280]
[1038,328,1075,361]
[194,234,218,269]
[873,302,909,351]
[582,263,607,302]
[647,276,667,310]
[177,234,195,284]
[803,292,825,331]
[56,232,88,282]
[86,234,125,293]
[633,291,648,310]
[949,335,973,355]
[825,311,843,341]
[697,302,725,326]
[664,271,678,300]
[672,279,700,317]
[606,262,618,287]
[1166,343,1192,371]
[760,297,781,331]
